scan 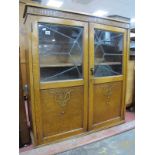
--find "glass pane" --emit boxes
[94,29,123,77]
[38,22,83,82]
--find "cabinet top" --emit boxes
[23,2,130,29]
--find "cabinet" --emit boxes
[24,3,129,145]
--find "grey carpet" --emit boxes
[57,129,135,155]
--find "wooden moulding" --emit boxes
[23,3,130,29]
[40,79,84,89]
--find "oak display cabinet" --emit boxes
[24,3,129,145]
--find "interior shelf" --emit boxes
[40,62,122,68]
[95,62,122,65]
[104,53,123,56]
[40,63,81,67]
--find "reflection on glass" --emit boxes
[94,29,123,77]
[38,23,83,82]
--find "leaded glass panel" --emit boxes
[94,29,123,77]
[38,23,83,82]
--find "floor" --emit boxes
[20,111,135,155]
[58,129,135,155]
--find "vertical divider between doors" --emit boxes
[83,22,89,131]
[88,23,95,130]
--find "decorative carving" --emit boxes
[51,89,72,107]
[26,6,129,29]
[103,84,113,104]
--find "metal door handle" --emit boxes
[90,68,94,75]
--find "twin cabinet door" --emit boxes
[31,18,127,144]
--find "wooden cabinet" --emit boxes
[24,3,129,145]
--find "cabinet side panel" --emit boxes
[20,2,27,90]
[24,16,38,145]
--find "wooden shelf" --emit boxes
[40,63,81,68]
[40,62,121,68]
[95,62,122,65]
[104,53,123,56]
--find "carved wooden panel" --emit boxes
[50,89,72,107]
[40,86,84,137]
[25,6,129,29]
[93,81,122,125]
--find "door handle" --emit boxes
[90,68,94,76]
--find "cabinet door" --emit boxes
[31,17,88,144]
[89,23,127,130]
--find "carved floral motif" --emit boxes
[51,89,72,107]
[103,84,113,104]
